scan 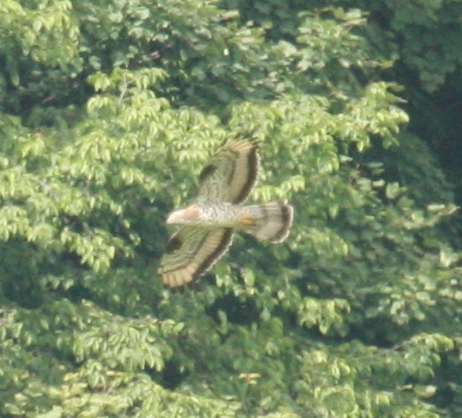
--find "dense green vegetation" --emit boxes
[1,0,462,416]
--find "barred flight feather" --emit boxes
[158,227,233,287]
[158,140,293,287]
[238,200,294,243]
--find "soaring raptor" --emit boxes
[158,140,293,287]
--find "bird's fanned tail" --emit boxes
[238,200,294,243]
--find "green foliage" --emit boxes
[1,0,462,417]
[319,0,462,94]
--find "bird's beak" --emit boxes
[166,210,183,224]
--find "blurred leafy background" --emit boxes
[1,0,462,416]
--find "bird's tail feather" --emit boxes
[238,200,293,243]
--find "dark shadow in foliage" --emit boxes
[3,274,43,309]
[145,358,190,390]
[427,351,462,412]
[135,196,175,262]
[206,292,259,328]
[1,240,44,309]
[55,282,92,304]
[198,258,261,327]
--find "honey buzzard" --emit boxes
[158,140,293,287]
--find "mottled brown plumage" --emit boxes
[158,140,293,287]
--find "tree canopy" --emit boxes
[1,0,462,417]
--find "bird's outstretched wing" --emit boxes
[196,140,259,204]
[157,226,234,287]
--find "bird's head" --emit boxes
[166,204,204,225]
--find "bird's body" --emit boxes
[167,200,292,241]
[158,140,293,287]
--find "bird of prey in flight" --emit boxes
[158,140,293,287]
